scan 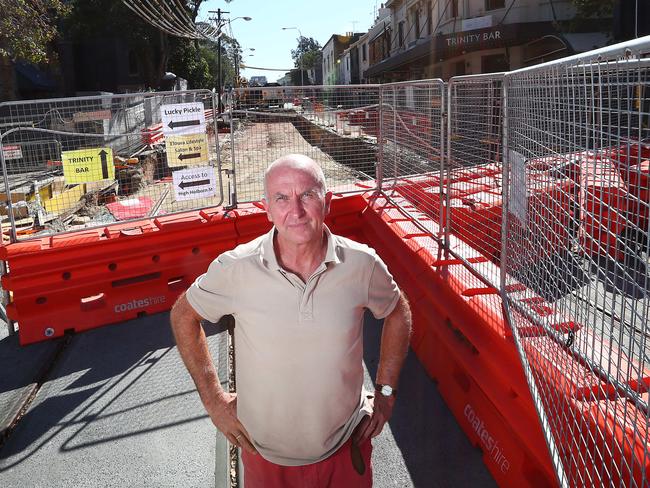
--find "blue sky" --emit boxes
[198,0,380,82]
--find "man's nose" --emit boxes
[289,197,305,216]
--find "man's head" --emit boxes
[262,154,332,247]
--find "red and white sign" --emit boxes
[2,145,22,160]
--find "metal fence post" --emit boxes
[0,133,17,243]
[444,80,453,249]
[227,91,238,208]
[377,87,384,191]
[498,74,567,487]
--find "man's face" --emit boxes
[262,165,332,247]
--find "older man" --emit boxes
[170,154,411,487]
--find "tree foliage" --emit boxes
[0,0,70,63]
[291,36,321,70]
[572,0,615,18]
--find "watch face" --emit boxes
[380,385,393,396]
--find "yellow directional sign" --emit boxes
[165,134,209,167]
[62,148,114,183]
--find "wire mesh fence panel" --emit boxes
[503,39,650,487]
[377,80,446,247]
[0,90,223,242]
[444,74,505,289]
[228,85,380,203]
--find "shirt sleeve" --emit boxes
[185,255,236,323]
[367,255,401,319]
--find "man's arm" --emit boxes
[170,292,257,454]
[354,292,412,444]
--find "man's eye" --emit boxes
[301,192,316,200]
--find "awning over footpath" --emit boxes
[365,21,558,78]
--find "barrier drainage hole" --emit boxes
[137,311,147,318]
[36,297,47,305]
[62,272,71,280]
[152,255,160,262]
[192,247,200,255]
[108,263,117,271]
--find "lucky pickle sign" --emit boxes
[62,148,114,183]
[161,102,209,168]
[161,102,206,136]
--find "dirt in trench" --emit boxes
[218,121,367,203]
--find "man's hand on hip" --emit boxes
[208,392,258,455]
[352,394,396,445]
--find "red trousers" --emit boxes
[241,438,373,488]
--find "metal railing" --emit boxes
[228,85,381,202]
[502,37,650,487]
[1,35,649,486]
[445,73,505,289]
[0,89,223,242]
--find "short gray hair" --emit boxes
[263,154,327,198]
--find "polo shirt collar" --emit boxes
[260,225,341,271]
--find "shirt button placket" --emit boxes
[300,281,315,322]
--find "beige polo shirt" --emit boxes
[186,226,400,466]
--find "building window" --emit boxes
[398,21,404,47]
[427,1,432,36]
[481,53,509,73]
[362,43,367,61]
[486,0,505,10]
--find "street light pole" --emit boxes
[282,26,304,86]
[209,10,252,109]
[209,8,228,110]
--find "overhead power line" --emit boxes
[241,65,295,71]
[122,0,224,41]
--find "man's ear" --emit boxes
[324,191,333,216]
[262,198,274,222]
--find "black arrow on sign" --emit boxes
[179,179,210,189]
[168,119,201,130]
[178,152,201,161]
[98,149,109,179]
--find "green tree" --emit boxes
[0,0,70,99]
[168,38,213,89]
[291,36,321,71]
[572,0,615,18]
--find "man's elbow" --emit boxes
[390,293,412,331]
[170,293,201,330]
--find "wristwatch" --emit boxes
[376,384,396,397]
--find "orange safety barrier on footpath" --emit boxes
[394,163,576,268]
[359,190,650,486]
[0,195,367,346]
[579,156,631,261]
[4,188,650,485]
[522,332,650,486]
[359,193,558,486]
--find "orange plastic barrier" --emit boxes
[359,193,557,486]
[579,157,631,260]
[0,196,368,346]
[358,190,650,486]
[4,186,649,486]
